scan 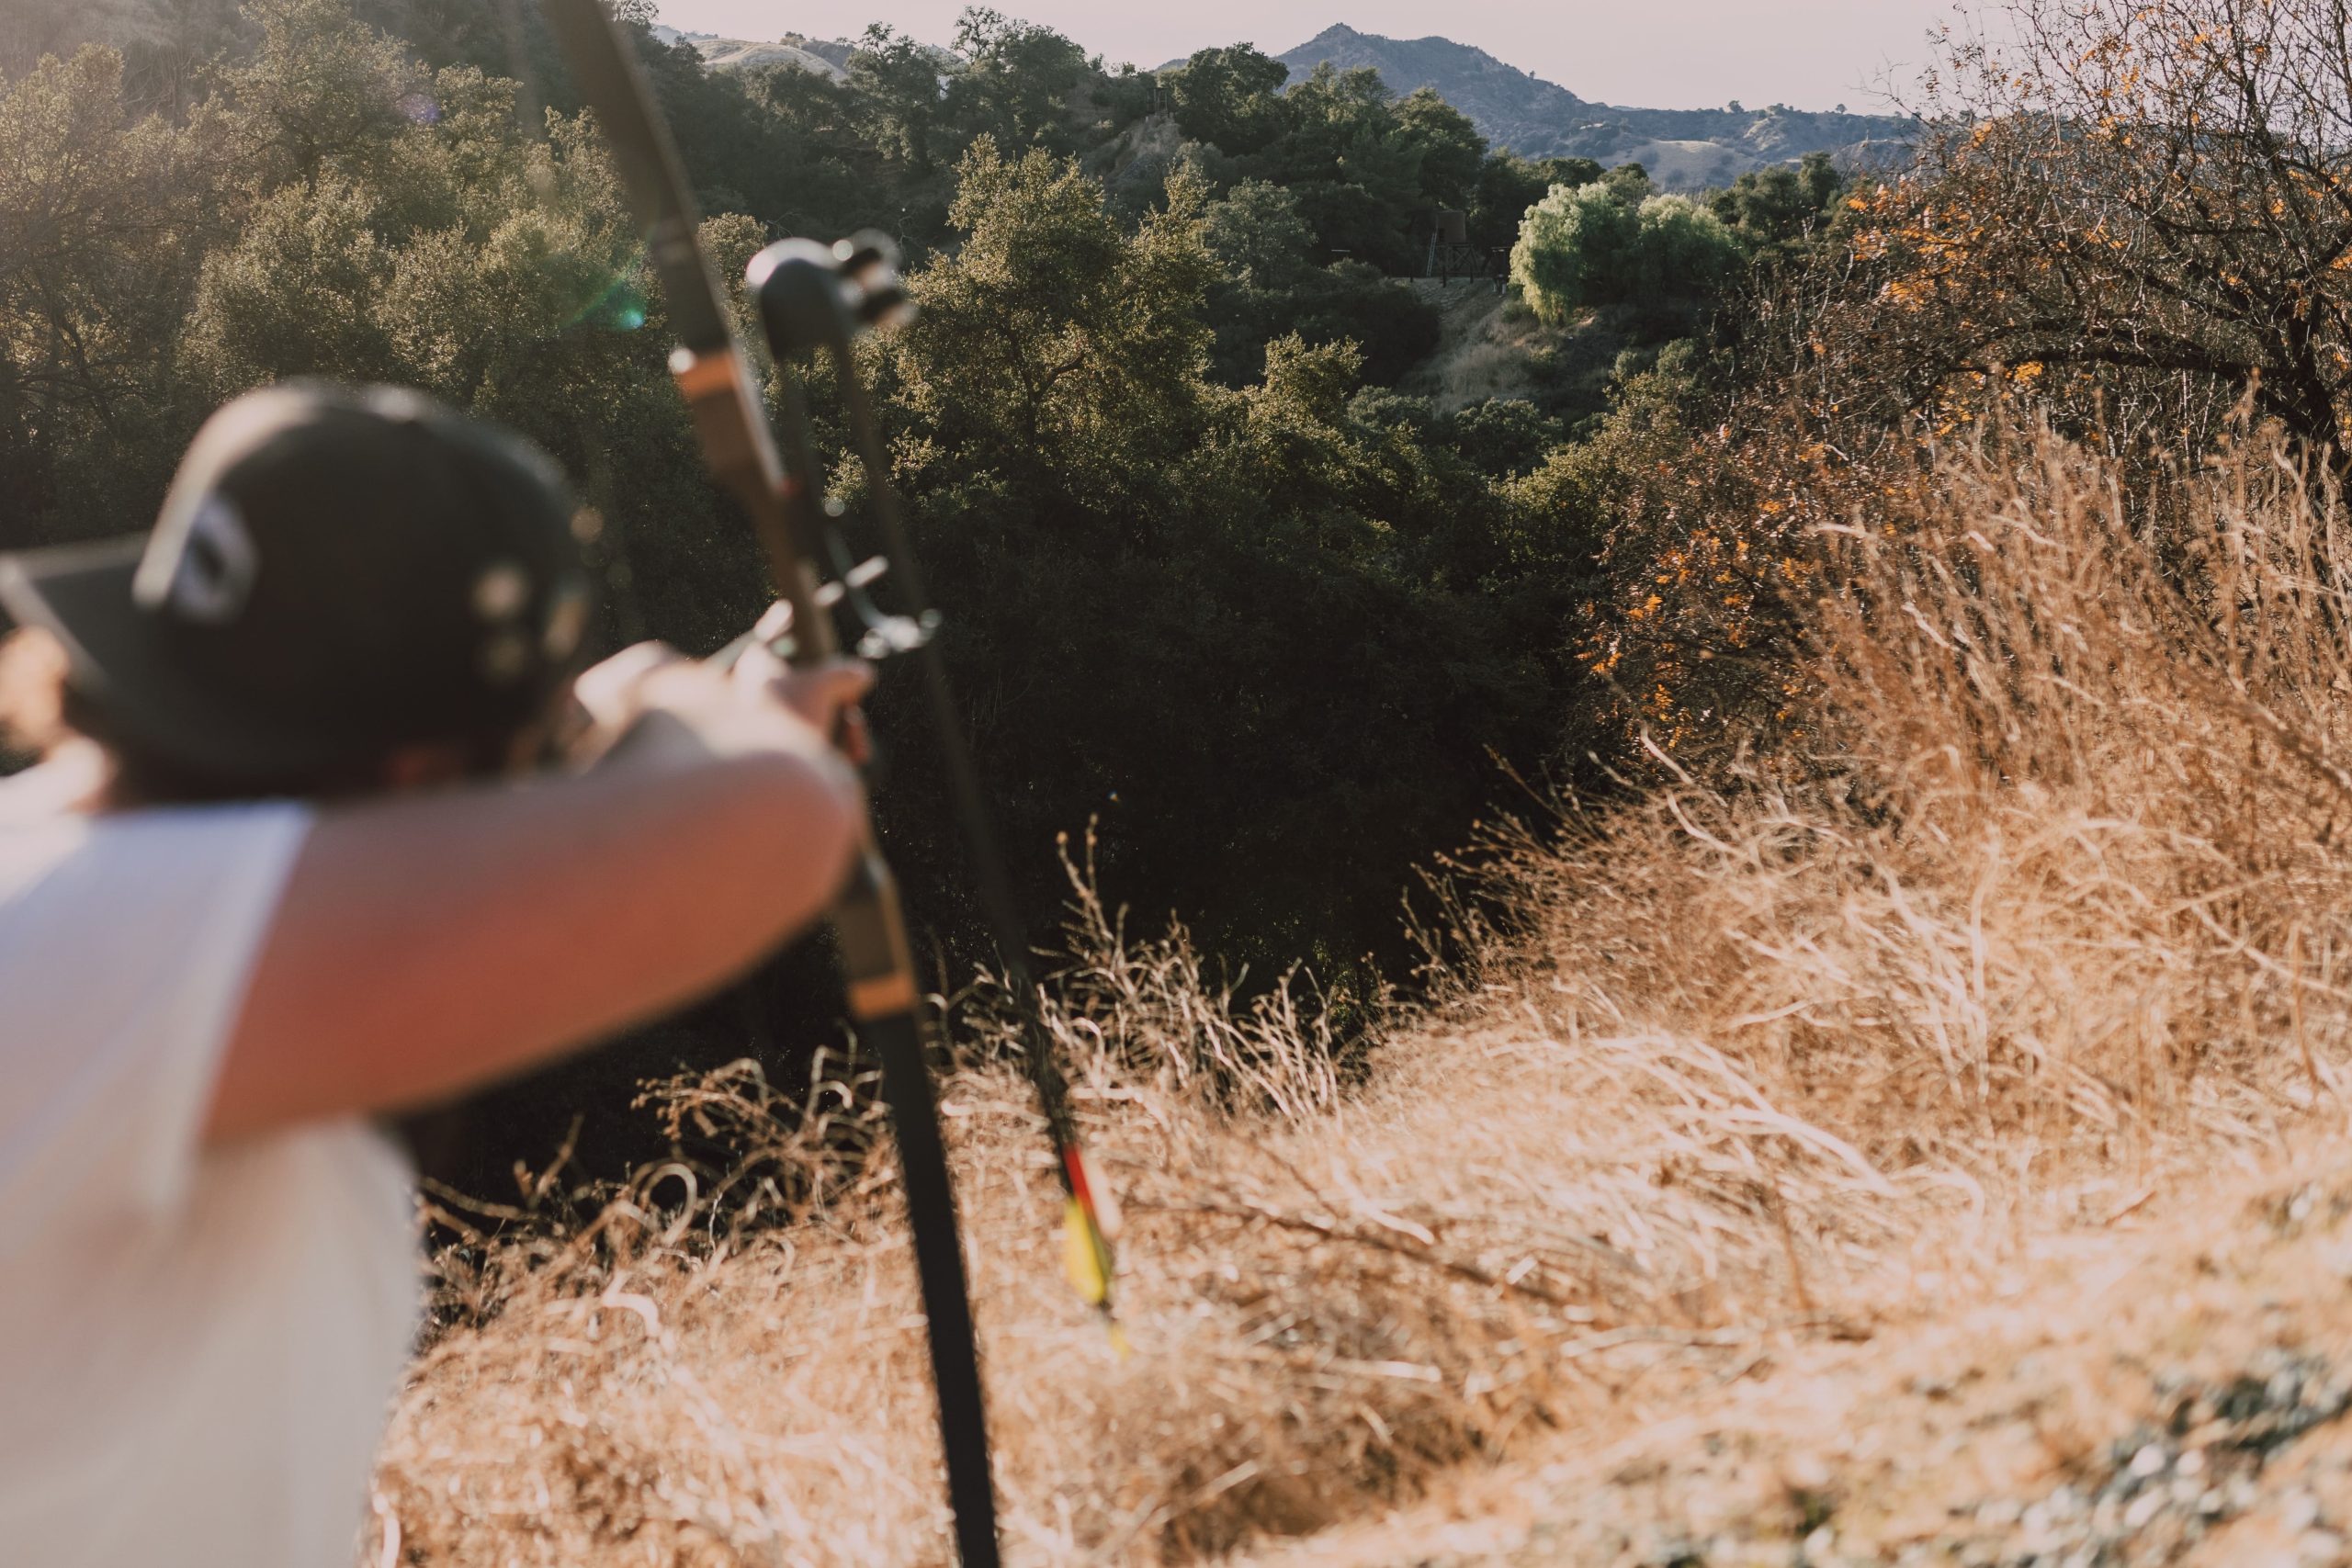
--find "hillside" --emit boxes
[1398,279,1626,417]
[690,34,846,78]
[1272,23,1598,153]
[1274,24,1916,185]
[1241,1148,2352,1565]
[372,423,2352,1564]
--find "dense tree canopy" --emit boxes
[860,139,1593,965]
[1470,151,1603,252]
[1157,41,1580,277]
[1163,42,1288,156]
[2,0,1854,1183]
[0,0,1658,980]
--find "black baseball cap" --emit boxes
[0,381,594,786]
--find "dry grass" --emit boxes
[371,424,2352,1564]
[1398,285,1602,413]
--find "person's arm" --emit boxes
[202,653,869,1144]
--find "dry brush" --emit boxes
[375,424,2352,1564]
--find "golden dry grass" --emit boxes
[1399,285,1585,413]
[370,424,2352,1564]
[1235,1141,2352,1565]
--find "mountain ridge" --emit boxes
[681,18,1917,190]
[1269,23,1913,186]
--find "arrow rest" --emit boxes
[820,521,939,664]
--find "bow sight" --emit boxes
[741,235,935,665]
[752,234,914,351]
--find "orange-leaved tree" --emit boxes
[1803,0,2352,462]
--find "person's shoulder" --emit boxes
[0,753,311,888]
[0,749,105,829]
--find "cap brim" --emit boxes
[0,535,153,689]
[0,536,353,783]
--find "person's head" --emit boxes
[0,382,594,807]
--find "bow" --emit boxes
[530,5,1125,1562]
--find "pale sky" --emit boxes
[651,0,1975,113]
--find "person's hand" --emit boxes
[565,613,873,771]
[570,640,691,740]
[729,600,875,765]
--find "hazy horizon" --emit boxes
[650,0,1973,114]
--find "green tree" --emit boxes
[1468,150,1602,251]
[1288,261,1441,384]
[1602,162,1654,205]
[1203,177,1315,289]
[1264,63,1424,269]
[220,0,421,187]
[180,176,398,385]
[1445,398,1563,477]
[745,62,876,240]
[1162,43,1288,156]
[869,141,1585,965]
[848,24,945,174]
[887,138,1216,495]
[947,8,1089,153]
[1709,152,1845,261]
[1511,181,1742,327]
[0,45,228,540]
[1199,178,1439,386]
[1510,180,1642,322]
[1631,194,1743,301]
[1393,87,1485,209]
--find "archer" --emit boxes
[0,379,872,1567]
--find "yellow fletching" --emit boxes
[1063,1200,1110,1305]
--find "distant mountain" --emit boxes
[687,31,946,80]
[1272,25,1597,154]
[1271,24,1914,187]
[692,34,849,80]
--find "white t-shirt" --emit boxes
[0,762,422,1568]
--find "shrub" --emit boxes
[1510,181,1744,325]
[1509,180,1640,322]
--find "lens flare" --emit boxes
[565,275,650,333]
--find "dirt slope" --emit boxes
[1236,1144,2352,1567]
[1397,281,1623,415]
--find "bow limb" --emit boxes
[531,4,1001,1562]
